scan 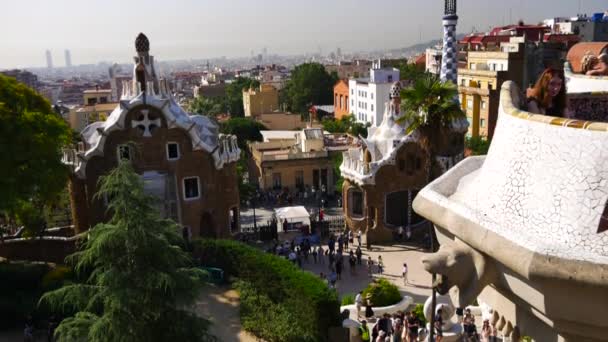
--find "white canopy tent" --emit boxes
[274,206,311,233]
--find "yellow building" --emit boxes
[68,88,117,131]
[243,84,279,117]
[83,88,112,105]
[458,44,524,139]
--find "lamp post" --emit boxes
[429,221,436,342]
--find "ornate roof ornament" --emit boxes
[135,33,150,54]
[389,81,402,100]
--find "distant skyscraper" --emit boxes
[64,49,72,67]
[45,50,53,69]
[337,47,342,57]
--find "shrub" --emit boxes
[341,293,355,306]
[0,261,72,330]
[413,303,427,325]
[193,239,341,342]
[361,278,402,307]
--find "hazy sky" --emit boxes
[1,0,606,69]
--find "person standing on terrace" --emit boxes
[526,68,567,117]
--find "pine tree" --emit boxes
[41,161,215,342]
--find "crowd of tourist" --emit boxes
[357,311,423,342]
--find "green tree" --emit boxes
[322,115,369,138]
[284,63,338,114]
[332,153,344,193]
[465,136,491,156]
[398,74,465,175]
[40,161,214,342]
[219,117,267,151]
[225,77,260,117]
[188,96,225,117]
[398,62,427,81]
[0,74,72,233]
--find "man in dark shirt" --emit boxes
[378,313,393,337]
[407,311,420,341]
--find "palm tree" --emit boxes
[397,73,465,179]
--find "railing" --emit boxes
[260,150,328,161]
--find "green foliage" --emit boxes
[284,63,338,114]
[225,77,260,117]
[322,114,369,138]
[0,261,72,329]
[361,279,402,307]
[220,117,267,151]
[40,162,215,342]
[0,74,72,232]
[236,156,256,203]
[333,153,344,193]
[522,336,533,342]
[398,73,465,135]
[398,62,427,81]
[341,293,355,306]
[193,239,341,342]
[465,136,491,156]
[189,96,225,117]
[413,303,427,325]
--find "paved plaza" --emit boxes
[299,242,433,305]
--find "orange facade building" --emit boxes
[333,80,350,119]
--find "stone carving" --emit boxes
[421,238,497,308]
[131,109,160,137]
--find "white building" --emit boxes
[348,61,400,127]
[425,47,443,75]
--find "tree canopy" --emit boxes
[321,115,370,138]
[40,161,214,342]
[398,73,464,135]
[283,63,338,114]
[0,74,72,230]
[188,96,225,117]
[225,77,260,117]
[219,117,267,151]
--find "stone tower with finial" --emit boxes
[133,32,159,94]
[440,0,458,85]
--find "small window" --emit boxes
[467,100,473,109]
[117,145,131,161]
[388,75,393,82]
[183,177,200,200]
[481,101,487,109]
[371,93,374,100]
[348,188,364,217]
[272,173,282,189]
[371,104,374,111]
[166,142,180,160]
[480,119,486,128]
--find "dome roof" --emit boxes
[135,33,150,53]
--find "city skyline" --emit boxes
[1,0,606,69]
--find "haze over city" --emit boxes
[2,0,607,69]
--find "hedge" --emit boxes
[362,278,402,307]
[0,261,73,330]
[193,239,341,342]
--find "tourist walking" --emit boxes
[392,317,403,342]
[406,311,420,342]
[481,319,491,342]
[344,232,349,249]
[318,246,325,264]
[359,320,371,342]
[355,291,363,319]
[367,258,374,277]
[336,258,343,280]
[402,263,408,285]
[356,246,363,265]
[312,246,318,264]
[357,230,362,247]
[378,255,384,274]
[349,253,356,275]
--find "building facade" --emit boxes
[348,62,400,127]
[242,84,279,117]
[458,41,525,139]
[249,128,338,194]
[63,33,241,238]
[333,79,350,120]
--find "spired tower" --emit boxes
[440,0,458,85]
